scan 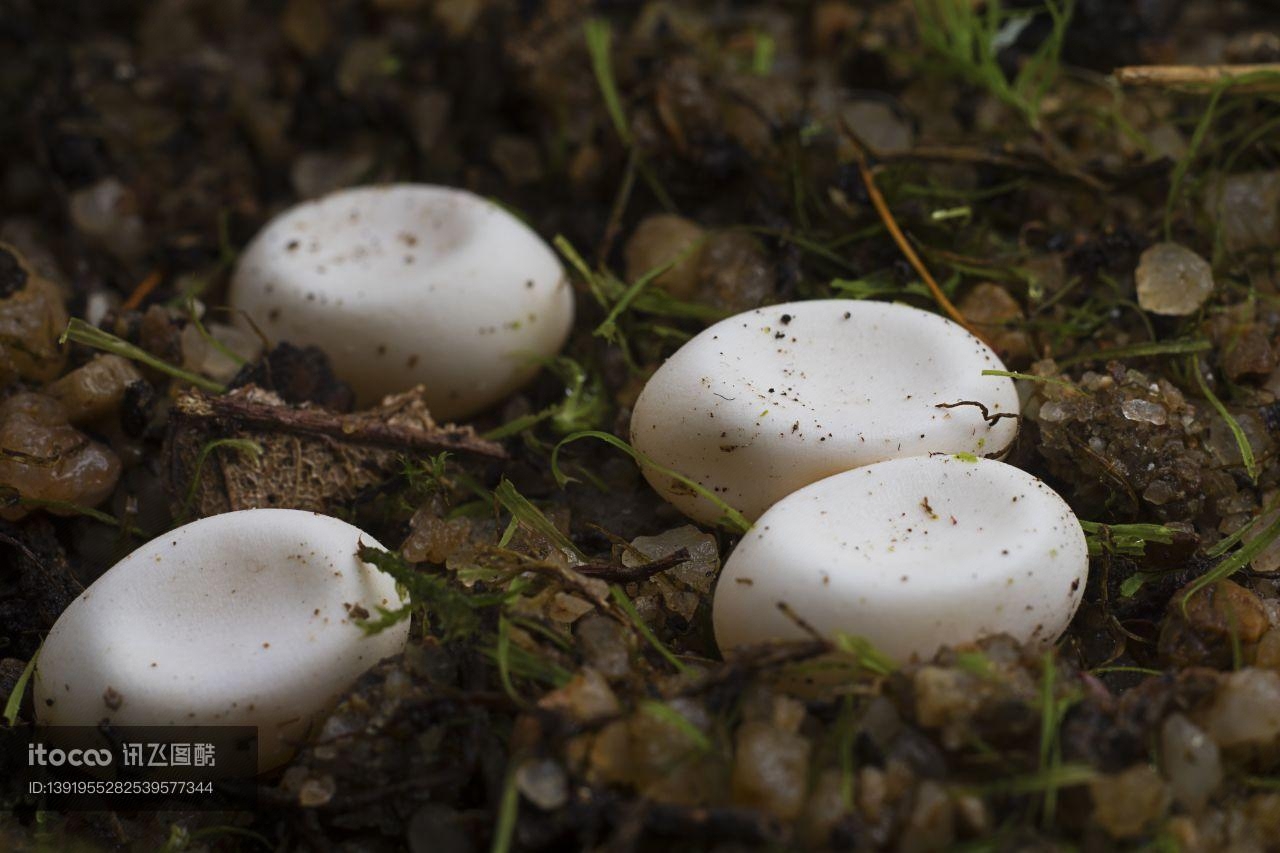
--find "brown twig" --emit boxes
[120,269,163,311]
[514,556,613,611]
[173,386,507,460]
[1114,64,1280,91]
[776,601,825,642]
[935,400,1021,428]
[576,547,692,583]
[835,119,995,349]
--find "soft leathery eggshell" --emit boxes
[713,455,1088,663]
[34,509,408,771]
[230,184,573,418]
[630,300,1018,524]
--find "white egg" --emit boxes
[230,184,574,418]
[713,455,1088,663]
[630,300,1018,525]
[34,509,409,771]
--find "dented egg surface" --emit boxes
[630,300,1019,524]
[713,455,1088,663]
[230,184,573,418]
[34,509,408,771]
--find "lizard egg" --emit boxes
[713,455,1088,663]
[34,509,409,771]
[630,300,1018,525]
[230,184,574,418]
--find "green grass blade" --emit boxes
[968,764,1096,796]
[1089,665,1162,677]
[3,488,142,536]
[551,431,751,534]
[185,297,247,368]
[553,234,612,308]
[1207,495,1280,559]
[179,438,264,519]
[639,700,712,752]
[1181,509,1280,610]
[1191,357,1258,482]
[832,632,897,676]
[3,649,38,726]
[584,19,631,146]
[594,237,707,342]
[496,615,526,707]
[493,479,586,563]
[1080,521,1175,558]
[610,585,687,673]
[489,763,521,853]
[1057,338,1210,368]
[981,369,1078,390]
[60,318,226,393]
[1162,69,1280,240]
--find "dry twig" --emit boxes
[173,386,507,460]
[121,269,163,311]
[576,547,692,583]
[1114,64,1280,91]
[836,119,995,348]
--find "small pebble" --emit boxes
[1211,171,1280,253]
[1120,398,1168,426]
[0,242,68,384]
[1200,668,1280,748]
[515,757,570,810]
[1161,713,1222,812]
[1135,242,1214,316]
[836,100,915,155]
[0,393,120,520]
[45,354,143,424]
[1089,764,1170,839]
[698,231,774,313]
[899,779,955,853]
[622,525,719,593]
[623,214,706,300]
[957,282,1033,364]
[179,321,263,384]
[67,177,148,262]
[731,719,810,820]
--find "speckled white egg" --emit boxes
[230,184,574,418]
[34,509,408,771]
[630,300,1019,525]
[713,455,1087,663]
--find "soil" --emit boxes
[3,0,1280,850]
